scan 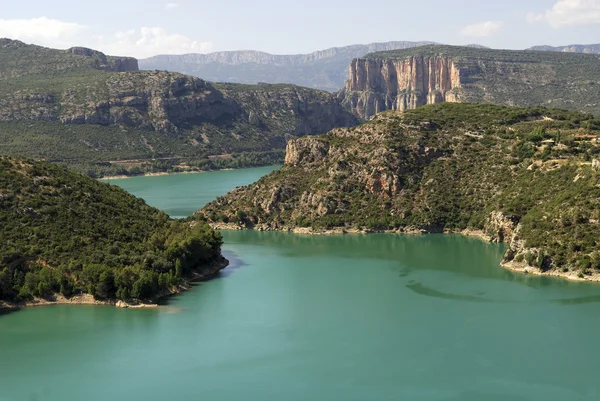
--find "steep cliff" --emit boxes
[342,56,462,119]
[199,103,600,281]
[340,45,600,120]
[0,40,357,175]
[139,41,437,91]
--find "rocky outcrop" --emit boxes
[285,137,330,165]
[485,211,518,243]
[339,45,600,120]
[217,84,358,137]
[0,71,236,134]
[67,47,139,72]
[341,56,461,119]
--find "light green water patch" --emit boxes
[101,165,280,217]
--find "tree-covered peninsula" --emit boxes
[0,156,226,306]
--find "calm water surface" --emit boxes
[2,166,600,401]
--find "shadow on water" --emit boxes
[406,281,494,303]
[217,250,247,279]
[405,276,600,306]
[0,307,20,317]
[554,295,600,305]
[443,391,534,401]
[157,250,246,307]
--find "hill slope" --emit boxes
[0,39,357,177]
[139,41,436,92]
[0,156,225,305]
[340,45,600,119]
[199,103,600,281]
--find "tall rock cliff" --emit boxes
[341,56,462,119]
[339,45,600,120]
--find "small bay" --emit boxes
[1,165,600,401]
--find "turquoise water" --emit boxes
[2,166,600,401]
[101,165,280,218]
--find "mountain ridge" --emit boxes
[527,43,600,54]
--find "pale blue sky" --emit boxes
[1,0,599,58]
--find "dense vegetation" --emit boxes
[201,103,600,276]
[0,157,225,304]
[0,119,285,177]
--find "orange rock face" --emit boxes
[341,56,462,119]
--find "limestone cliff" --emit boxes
[339,45,600,120]
[0,72,356,138]
[341,56,461,119]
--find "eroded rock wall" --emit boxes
[340,56,462,119]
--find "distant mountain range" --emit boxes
[527,44,600,54]
[139,41,438,91]
[140,41,600,91]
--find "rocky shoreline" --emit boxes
[100,171,203,181]
[0,258,229,312]
[210,223,600,283]
[500,259,600,282]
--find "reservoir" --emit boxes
[1,166,600,401]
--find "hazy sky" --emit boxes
[1,0,600,58]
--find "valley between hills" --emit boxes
[3,37,600,309]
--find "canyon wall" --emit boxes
[340,56,462,119]
[339,45,600,120]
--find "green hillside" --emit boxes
[0,39,357,177]
[0,156,225,304]
[200,103,600,279]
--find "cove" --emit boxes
[1,166,600,401]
